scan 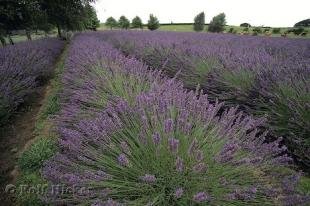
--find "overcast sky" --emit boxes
[94,0,309,27]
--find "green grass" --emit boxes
[99,23,310,38]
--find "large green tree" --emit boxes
[83,4,100,30]
[208,13,226,32]
[40,0,96,37]
[193,12,205,31]
[105,17,117,29]
[294,19,310,27]
[147,14,159,31]
[118,15,130,29]
[131,16,143,29]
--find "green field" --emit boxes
[99,23,310,38]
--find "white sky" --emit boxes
[94,0,310,27]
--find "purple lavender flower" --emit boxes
[193,192,209,203]
[117,153,129,167]
[168,137,179,153]
[164,118,174,133]
[174,187,184,199]
[152,132,161,145]
[139,174,156,183]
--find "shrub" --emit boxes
[240,23,251,27]
[147,14,160,31]
[252,27,262,34]
[292,27,305,35]
[19,138,57,172]
[105,17,118,29]
[228,27,234,33]
[118,16,130,29]
[272,28,281,34]
[193,12,205,31]
[243,27,249,32]
[132,16,143,29]
[208,13,226,32]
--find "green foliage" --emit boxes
[105,17,118,29]
[193,12,205,32]
[118,15,130,29]
[147,14,160,31]
[240,23,251,27]
[294,19,310,27]
[208,13,226,33]
[292,27,305,35]
[243,27,249,32]
[83,4,100,30]
[228,27,236,33]
[222,69,255,92]
[16,172,46,206]
[131,16,143,29]
[18,137,57,172]
[252,27,262,34]
[272,28,281,34]
[264,28,270,33]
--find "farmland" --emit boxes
[1,30,309,205]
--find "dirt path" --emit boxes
[0,84,52,205]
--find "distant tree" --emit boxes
[105,17,117,29]
[292,27,305,35]
[131,16,143,29]
[118,15,130,29]
[240,23,251,27]
[252,27,262,34]
[147,14,159,31]
[208,13,226,32]
[83,4,100,30]
[193,12,205,31]
[272,28,281,34]
[294,19,310,27]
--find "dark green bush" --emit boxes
[272,28,281,34]
[252,27,262,33]
[292,27,305,35]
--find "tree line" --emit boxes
[0,0,100,46]
[105,14,159,30]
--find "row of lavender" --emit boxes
[0,38,64,125]
[98,31,310,170]
[42,32,309,205]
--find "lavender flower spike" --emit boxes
[117,153,129,167]
[174,188,184,199]
[168,137,180,153]
[193,192,209,203]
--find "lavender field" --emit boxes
[0,38,64,125]
[1,32,310,205]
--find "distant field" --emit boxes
[99,23,310,38]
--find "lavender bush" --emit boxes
[98,31,310,169]
[42,33,309,205]
[0,38,64,125]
